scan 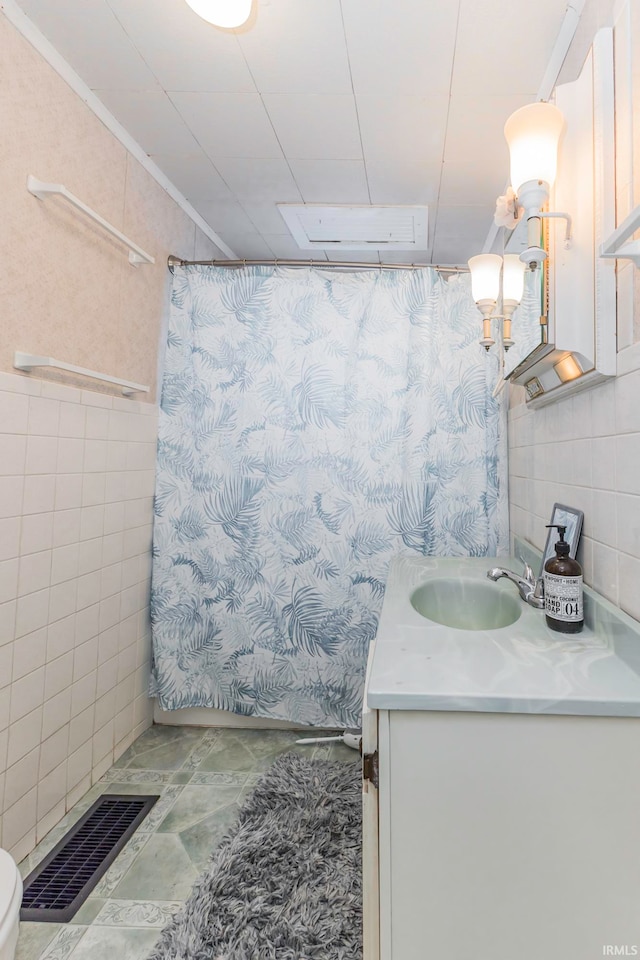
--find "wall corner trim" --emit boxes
[0,0,238,261]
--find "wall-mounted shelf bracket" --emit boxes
[600,203,640,266]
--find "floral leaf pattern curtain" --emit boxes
[151,265,507,727]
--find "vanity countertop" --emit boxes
[366,555,640,717]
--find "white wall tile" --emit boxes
[12,628,47,681]
[28,398,60,437]
[0,560,19,606]
[25,436,58,475]
[57,438,85,474]
[69,705,94,752]
[47,615,77,662]
[39,726,70,779]
[0,374,157,861]
[0,393,29,434]
[51,544,80,586]
[3,785,37,851]
[58,403,86,439]
[49,580,78,624]
[44,653,74,701]
[7,708,43,767]
[53,508,81,548]
[4,747,39,810]
[54,474,83,511]
[37,761,67,819]
[10,668,45,724]
[0,477,23,519]
[15,588,50,638]
[0,436,27,476]
[20,513,54,556]
[42,689,72,740]
[22,475,56,515]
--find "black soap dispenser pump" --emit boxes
[543,524,584,634]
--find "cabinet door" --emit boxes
[362,642,379,960]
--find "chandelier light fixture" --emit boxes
[468,254,526,352]
[184,0,252,28]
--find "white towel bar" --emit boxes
[27,175,155,266]
[14,352,150,396]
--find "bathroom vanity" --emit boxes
[362,554,640,960]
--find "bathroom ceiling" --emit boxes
[14,0,573,264]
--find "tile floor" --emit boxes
[16,725,355,960]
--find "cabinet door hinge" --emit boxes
[363,750,379,789]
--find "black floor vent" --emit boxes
[21,794,159,922]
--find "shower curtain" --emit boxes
[151,265,507,727]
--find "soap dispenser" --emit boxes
[543,524,584,634]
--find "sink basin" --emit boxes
[410,578,522,631]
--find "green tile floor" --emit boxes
[16,725,355,960]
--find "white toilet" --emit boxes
[0,850,22,960]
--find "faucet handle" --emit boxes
[518,554,535,584]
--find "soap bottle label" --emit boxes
[543,573,584,622]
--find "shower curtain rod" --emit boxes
[167,255,468,273]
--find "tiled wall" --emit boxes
[0,372,158,861]
[508,0,640,623]
[0,10,223,862]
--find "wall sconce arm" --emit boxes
[539,211,573,248]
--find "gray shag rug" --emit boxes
[149,753,362,960]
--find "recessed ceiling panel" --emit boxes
[278,204,429,251]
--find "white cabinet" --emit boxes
[363,703,640,960]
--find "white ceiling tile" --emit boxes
[366,161,441,205]
[95,90,202,154]
[439,161,507,206]
[151,152,233,201]
[433,205,494,239]
[451,0,568,97]
[169,93,282,159]
[212,159,302,203]
[324,249,382,263]
[191,199,257,234]
[288,160,369,203]
[213,232,276,259]
[238,201,294,234]
[383,252,433,265]
[443,94,528,169]
[431,236,487,266]
[17,0,160,91]
[263,95,362,160]
[105,0,256,92]
[238,0,352,94]
[342,0,458,96]
[357,96,448,165]
[262,235,327,259]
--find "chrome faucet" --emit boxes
[486,557,545,609]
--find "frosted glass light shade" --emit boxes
[468,254,502,304]
[185,0,252,28]
[502,254,526,304]
[504,102,565,192]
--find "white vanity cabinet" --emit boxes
[363,556,640,960]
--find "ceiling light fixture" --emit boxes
[502,101,571,267]
[184,0,252,28]
[468,253,526,352]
